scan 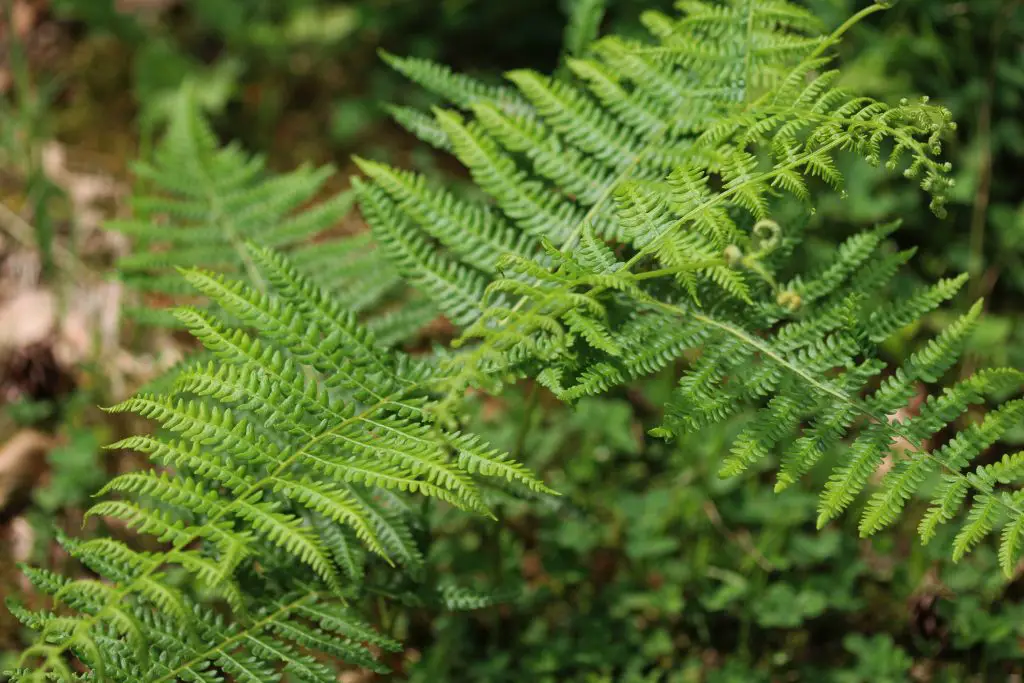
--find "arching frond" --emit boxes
[12,245,551,680]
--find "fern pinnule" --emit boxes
[353,156,541,273]
[378,50,526,112]
[355,176,490,327]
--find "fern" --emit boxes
[562,0,609,62]
[364,0,1019,577]
[8,243,551,680]
[108,92,403,328]
[9,1,1024,680]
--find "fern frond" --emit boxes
[379,50,526,112]
[109,94,372,327]
[368,0,1002,579]
[563,0,608,59]
[13,245,547,679]
[354,156,541,273]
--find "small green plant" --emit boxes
[5,1,1023,680]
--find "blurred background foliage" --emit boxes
[40,0,675,165]
[1,0,1023,680]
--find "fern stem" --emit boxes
[630,260,728,281]
[810,2,890,63]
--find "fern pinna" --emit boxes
[7,0,1024,680]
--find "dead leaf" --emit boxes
[0,429,52,515]
[7,515,35,563]
[0,289,56,361]
[12,1,37,38]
